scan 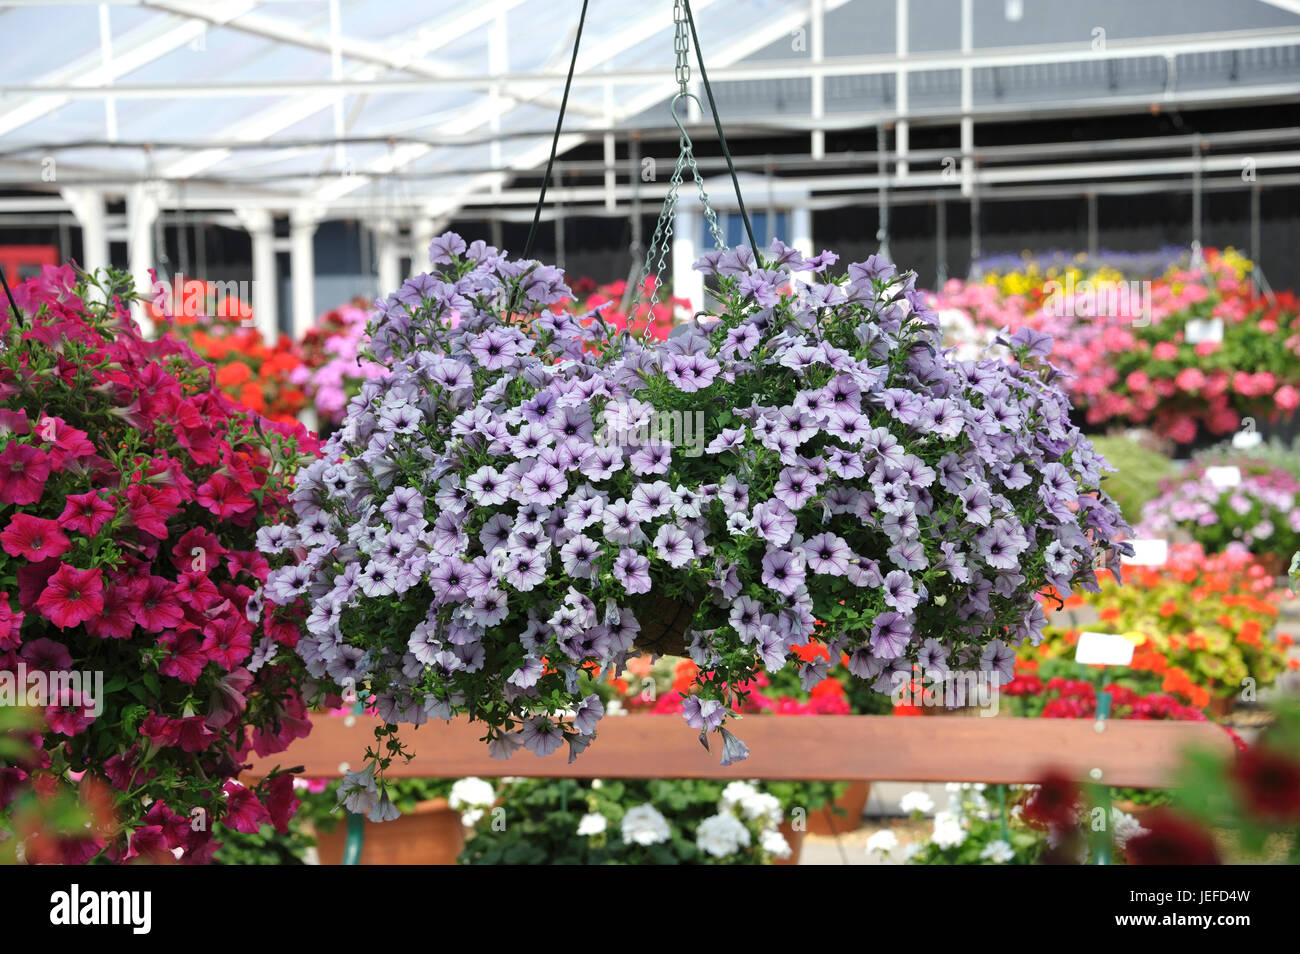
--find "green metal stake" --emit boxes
[996,784,1010,843]
[342,699,366,865]
[1093,689,1112,866]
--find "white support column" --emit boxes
[375,218,402,298]
[289,207,319,341]
[810,0,825,160]
[895,0,909,177]
[791,207,813,261]
[127,183,160,335]
[672,209,702,313]
[410,217,436,278]
[61,188,109,276]
[235,207,277,344]
[959,0,974,198]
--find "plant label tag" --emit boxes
[1205,466,1242,488]
[1121,538,1167,566]
[1076,631,1135,666]
[1184,317,1224,344]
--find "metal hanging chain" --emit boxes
[632,0,761,318]
[682,0,759,254]
[633,0,728,315]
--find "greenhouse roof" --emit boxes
[1,0,1300,220]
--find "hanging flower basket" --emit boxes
[258,232,1133,817]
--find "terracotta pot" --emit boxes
[773,820,806,865]
[806,781,871,836]
[314,798,464,865]
[1208,695,1237,719]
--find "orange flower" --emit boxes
[1158,600,1178,617]
[238,383,266,413]
[1237,619,1262,648]
[672,659,699,693]
[1099,607,1121,622]
[792,640,830,663]
[216,361,253,386]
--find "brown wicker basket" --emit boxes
[631,592,701,658]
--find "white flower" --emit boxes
[606,699,625,716]
[696,812,752,858]
[719,781,759,810]
[1110,808,1146,850]
[460,809,484,827]
[621,803,671,846]
[738,792,782,827]
[576,812,608,837]
[931,812,967,850]
[979,839,1015,864]
[760,828,792,858]
[448,777,495,810]
[865,830,899,855]
[899,790,935,814]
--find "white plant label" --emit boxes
[1121,538,1168,566]
[1075,631,1136,666]
[1184,317,1224,344]
[1205,465,1242,489]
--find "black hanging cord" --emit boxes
[0,268,21,324]
[682,0,760,257]
[521,0,589,262]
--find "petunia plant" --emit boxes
[0,264,319,862]
[259,233,1132,817]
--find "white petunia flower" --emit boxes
[979,839,1015,863]
[738,792,783,827]
[865,829,899,855]
[931,811,967,850]
[899,790,935,814]
[576,812,608,836]
[696,812,752,858]
[719,780,760,810]
[621,803,671,846]
[448,777,495,810]
[760,828,792,858]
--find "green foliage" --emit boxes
[1089,434,1176,525]
[459,777,797,865]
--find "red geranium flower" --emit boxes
[1126,809,1221,865]
[57,491,116,536]
[0,442,51,505]
[1,513,71,561]
[34,564,104,629]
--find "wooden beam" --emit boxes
[243,715,1233,789]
